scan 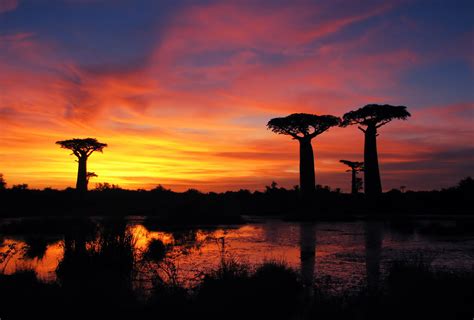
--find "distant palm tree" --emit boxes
[342,104,410,196]
[267,113,340,197]
[56,138,107,193]
[339,160,364,194]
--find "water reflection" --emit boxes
[53,219,135,309]
[365,221,383,294]
[299,223,316,298]
[1,218,473,296]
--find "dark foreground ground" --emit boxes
[1,255,473,320]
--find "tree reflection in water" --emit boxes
[365,221,383,294]
[299,222,316,300]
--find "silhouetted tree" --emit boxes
[267,113,340,197]
[0,174,6,190]
[56,138,107,193]
[339,160,364,194]
[342,104,410,196]
[457,176,474,192]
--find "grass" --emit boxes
[310,257,474,320]
[0,253,472,320]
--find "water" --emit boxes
[1,217,473,295]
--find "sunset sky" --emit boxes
[0,0,473,192]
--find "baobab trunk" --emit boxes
[364,124,382,195]
[351,169,357,194]
[299,138,316,197]
[76,156,88,192]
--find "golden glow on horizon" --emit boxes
[1,105,470,192]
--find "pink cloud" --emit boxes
[0,0,18,13]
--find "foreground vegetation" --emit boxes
[0,256,472,320]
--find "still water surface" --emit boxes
[1,217,473,294]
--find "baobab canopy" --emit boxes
[56,138,108,158]
[341,104,411,128]
[339,160,364,171]
[267,113,341,139]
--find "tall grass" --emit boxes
[1,252,472,319]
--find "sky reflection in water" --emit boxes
[1,219,473,294]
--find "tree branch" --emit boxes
[308,130,318,139]
[283,130,300,140]
[292,135,302,141]
[376,119,391,128]
[357,126,366,133]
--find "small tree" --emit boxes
[56,138,107,193]
[342,104,410,196]
[339,160,364,194]
[0,173,6,190]
[86,172,98,189]
[267,113,340,197]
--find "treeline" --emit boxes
[0,177,472,220]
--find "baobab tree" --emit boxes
[267,113,340,196]
[342,104,410,196]
[339,160,364,194]
[56,138,107,193]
